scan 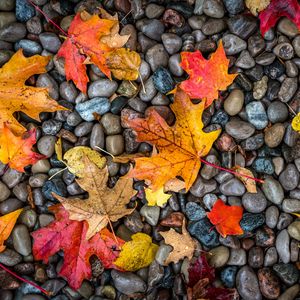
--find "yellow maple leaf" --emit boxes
[145,187,171,207]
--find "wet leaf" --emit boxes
[114,233,158,271]
[232,165,257,193]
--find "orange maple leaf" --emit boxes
[0,124,45,172]
[207,199,243,238]
[126,88,221,192]
[180,41,237,107]
[0,208,23,252]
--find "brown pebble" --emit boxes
[258,268,280,299]
[0,269,20,289]
[215,133,236,152]
[163,9,185,27]
[241,238,255,250]
[160,212,184,227]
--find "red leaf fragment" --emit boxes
[32,205,124,289]
[259,0,300,36]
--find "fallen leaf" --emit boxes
[126,87,221,192]
[245,0,270,16]
[0,49,65,135]
[259,0,300,36]
[291,212,300,218]
[113,152,148,163]
[105,48,141,81]
[32,205,124,289]
[63,146,106,177]
[0,208,23,252]
[292,112,300,132]
[145,187,171,207]
[0,124,45,172]
[207,199,243,238]
[232,165,257,193]
[159,220,196,265]
[114,233,158,271]
[54,156,136,240]
[55,137,63,161]
[164,178,186,193]
[57,11,115,93]
[179,41,237,107]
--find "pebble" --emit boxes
[282,199,300,213]
[190,176,217,197]
[145,4,165,19]
[253,158,274,175]
[241,133,264,150]
[253,75,268,100]
[220,266,238,288]
[74,122,93,137]
[39,32,61,53]
[288,221,300,241]
[88,80,118,98]
[59,81,78,102]
[273,263,299,286]
[236,266,262,300]
[264,247,278,267]
[267,101,288,123]
[264,123,285,148]
[203,0,224,18]
[168,54,184,77]
[15,39,42,56]
[255,226,275,247]
[227,249,246,266]
[222,34,247,55]
[146,44,169,71]
[111,270,147,295]
[0,0,15,11]
[0,181,10,202]
[273,42,294,60]
[228,15,257,39]
[161,33,182,55]
[137,19,164,41]
[36,74,59,100]
[0,23,24,43]
[42,120,62,136]
[16,0,35,22]
[75,98,111,122]
[277,18,299,38]
[139,77,157,102]
[225,120,255,140]
[224,89,244,116]
[101,113,121,135]
[223,0,244,14]
[265,206,279,229]
[248,34,265,57]
[262,178,284,205]
[185,202,206,221]
[242,189,267,213]
[140,205,160,226]
[279,164,299,191]
[235,50,255,69]
[248,246,264,268]
[37,136,56,157]
[264,60,285,79]
[258,268,280,299]
[42,179,67,201]
[278,77,298,102]
[219,178,245,196]
[240,213,265,232]
[278,284,300,300]
[152,67,174,94]
[276,230,290,264]
[106,135,124,156]
[208,246,230,268]
[12,225,31,256]
[246,101,268,130]
[188,218,220,249]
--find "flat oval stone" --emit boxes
[219,178,245,196]
[246,101,268,130]
[225,120,255,140]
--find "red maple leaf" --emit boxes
[32,205,124,289]
[179,41,237,107]
[207,199,243,238]
[259,0,300,36]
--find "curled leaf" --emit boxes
[114,233,158,271]
[232,165,257,193]
[55,137,63,161]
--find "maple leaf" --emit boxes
[0,49,65,135]
[0,124,45,172]
[114,233,158,271]
[159,219,196,265]
[126,88,221,192]
[32,205,124,289]
[207,199,243,238]
[145,187,171,207]
[53,156,136,240]
[0,208,23,252]
[179,41,237,107]
[232,166,257,193]
[259,0,300,36]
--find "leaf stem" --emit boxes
[200,158,264,184]
[0,263,50,296]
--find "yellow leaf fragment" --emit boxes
[292,112,300,132]
[64,146,106,177]
[245,0,271,16]
[232,165,257,193]
[114,233,158,271]
[145,187,171,207]
[55,137,63,161]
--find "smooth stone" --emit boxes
[75,98,111,122]
[220,266,238,288]
[235,50,255,69]
[0,12,16,29]
[139,77,157,102]
[59,81,78,102]
[288,221,300,241]
[227,249,246,266]
[265,206,279,229]
[248,34,265,57]
[282,199,300,213]
[152,67,174,94]
[246,101,268,130]
[267,101,288,123]
[42,120,62,136]
[36,74,59,100]
[105,135,124,156]
[273,42,294,60]
[240,213,265,232]
[19,209,37,229]
[278,284,300,300]
[0,22,26,42]
[16,0,35,22]
[264,123,285,148]
[227,15,257,39]
[262,178,284,205]
[278,77,298,102]
[88,79,118,98]
[39,32,61,53]
[161,33,182,55]
[240,133,264,150]
[224,89,244,116]
[0,249,22,266]
[264,247,278,267]
[203,0,225,18]
[208,246,230,268]
[101,113,121,135]
[137,19,164,41]
[279,164,299,191]
[253,75,268,100]
[200,155,220,180]
[42,179,67,201]
[278,18,299,37]
[12,225,32,256]
[185,202,206,221]
[37,136,56,157]
[145,4,165,19]
[0,198,23,214]
[236,266,262,300]
[155,244,172,265]
[252,158,274,175]
[223,0,244,14]
[111,270,147,295]
[90,124,105,150]
[190,176,217,197]
[0,0,15,11]
[145,44,169,71]
[168,54,184,76]
[258,268,280,299]
[273,263,299,286]
[292,35,300,57]
[248,246,264,268]
[276,230,290,264]
[242,189,267,213]
[264,59,285,79]
[219,178,245,196]
[14,39,42,56]
[140,205,160,226]
[202,18,227,35]
[148,260,164,287]
[225,120,255,140]
[222,34,247,55]
[0,181,10,202]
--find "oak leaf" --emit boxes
[245,0,270,16]
[0,49,65,135]
[53,156,136,240]
[0,124,45,172]
[259,0,300,36]
[207,199,243,238]
[126,88,221,192]
[114,233,158,271]
[179,41,237,107]
[32,205,124,289]
[159,220,196,265]
[232,165,257,193]
[0,208,23,252]
[145,187,171,207]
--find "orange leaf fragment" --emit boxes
[0,124,45,172]
[207,199,243,238]
[180,41,237,107]
[0,208,23,252]
[126,88,221,192]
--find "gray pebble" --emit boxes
[12,225,32,256]
[276,229,290,263]
[282,199,300,213]
[279,164,299,191]
[242,189,267,213]
[39,32,61,53]
[90,124,105,150]
[225,120,255,140]
[0,249,22,266]
[227,249,246,266]
[220,178,245,196]
[246,101,268,130]
[222,34,247,55]
[140,205,160,226]
[262,178,284,205]
[0,22,26,42]
[88,79,118,98]
[37,136,56,157]
[161,33,182,55]
[145,44,169,71]
[75,98,111,121]
[15,39,42,56]
[265,206,279,229]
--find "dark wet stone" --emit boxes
[240,213,265,233]
[42,179,67,201]
[240,133,264,151]
[211,110,229,127]
[264,60,285,79]
[16,0,35,22]
[223,0,244,14]
[252,158,275,175]
[220,266,238,288]
[273,264,299,286]
[245,65,264,81]
[227,15,258,39]
[152,67,175,94]
[166,3,194,19]
[185,202,206,221]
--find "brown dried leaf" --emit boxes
[245,0,271,15]
[159,219,196,265]
[53,156,136,240]
[232,165,257,193]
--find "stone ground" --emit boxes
[0,0,300,299]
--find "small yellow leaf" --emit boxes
[145,187,171,207]
[233,165,257,193]
[114,233,158,271]
[64,146,106,177]
[292,112,300,132]
[245,0,271,16]
[292,212,300,218]
[55,137,63,161]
